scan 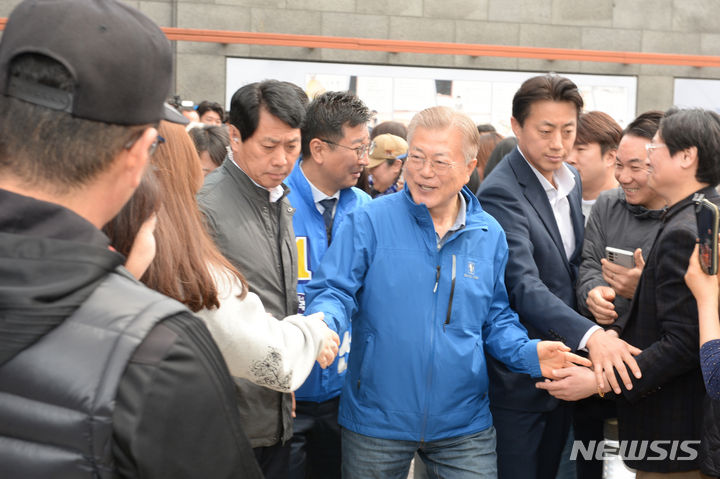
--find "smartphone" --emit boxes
[695,197,719,275]
[605,246,635,268]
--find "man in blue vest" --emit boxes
[286,91,372,479]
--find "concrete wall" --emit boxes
[2,0,720,116]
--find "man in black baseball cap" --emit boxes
[0,0,187,125]
[0,0,261,477]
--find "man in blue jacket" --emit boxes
[305,106,590,478]
[286,91,372,479]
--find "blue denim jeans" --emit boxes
[341,426,497,479]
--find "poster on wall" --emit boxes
[225,58,638,135]
[674,78,720,112]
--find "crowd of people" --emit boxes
[2,1,720,479]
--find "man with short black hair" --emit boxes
[477,74,641,479]
[197,100,225,125]
[0,0,261,477]
[198,79,307,478]
[576,111,665,330]
[286,90,372,479]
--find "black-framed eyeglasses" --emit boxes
[320,139,370,159]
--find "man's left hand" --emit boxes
[537,341,592,379]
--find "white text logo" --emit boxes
[570,440,700,462]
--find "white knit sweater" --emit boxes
[196,269,328,393]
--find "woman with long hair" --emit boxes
[104,169,160,280]
[107,121,338,392]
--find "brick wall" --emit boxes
[1,0,719,115]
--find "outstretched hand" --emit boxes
[537,341,592,380]
[586,329,642,394]
[310,313,340,369]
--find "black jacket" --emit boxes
[0,189,262,478]
[616,187,719,473]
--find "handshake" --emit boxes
[536,330,643,401]
[304,312,341,369]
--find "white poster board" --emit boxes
[674,78,720,113]
[226,58,638,134]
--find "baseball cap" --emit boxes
[0,0,185,125]
[368,134,409,169]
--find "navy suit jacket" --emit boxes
[477,148,596,411]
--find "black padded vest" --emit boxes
[0,269,186,478]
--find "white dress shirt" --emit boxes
[518,148,600,349]
[581,198,596,226]
[518,148,576,260]
[299,162,340,217]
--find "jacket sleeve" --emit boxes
[197,273,327,393]
[478,182,595,350]
[112,312,263,479]
[482,231,542,378]
[304,210,373,335]
[617,227,701,403]
[701,339,720,401]
[576,197,609,318]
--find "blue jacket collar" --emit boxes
[402,185,487,254]
[402,184,483,221]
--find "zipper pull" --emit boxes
[433,265,440,293]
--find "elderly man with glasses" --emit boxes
[304,106,590,479]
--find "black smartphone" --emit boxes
[695,197,719,275]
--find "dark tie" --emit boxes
[319,198,337,244]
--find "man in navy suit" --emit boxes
[477,75,642,479]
